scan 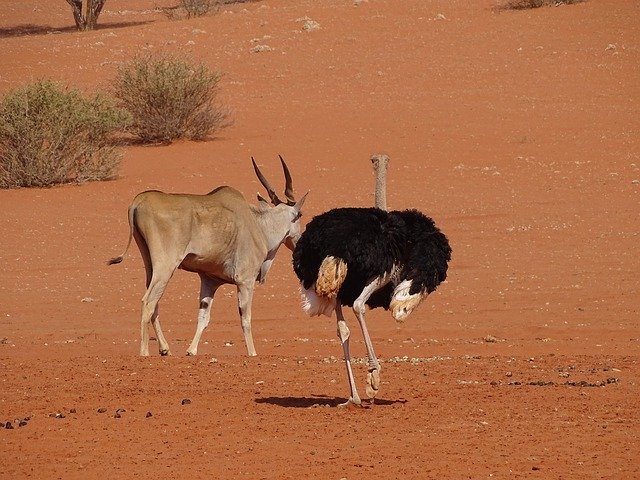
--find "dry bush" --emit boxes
[162,0,260,20]
[498,0,586,10]
[113,54,232,143]
[162,0,216,20]
[0,81,128,189]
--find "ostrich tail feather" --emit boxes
[300,284,335,317]
[315,256,347,298]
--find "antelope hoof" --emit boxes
[186,350,195,356]
[365,369,380,399]
[159,349,171,356]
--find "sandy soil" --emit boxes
[1,0,639,478]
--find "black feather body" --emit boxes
[292,207,452,309]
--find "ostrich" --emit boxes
[292,161,451,407]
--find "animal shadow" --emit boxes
[255,395,407,408]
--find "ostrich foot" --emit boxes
[365,369,380,400]
[337,396,362,408]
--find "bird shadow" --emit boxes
[255,395,407,409]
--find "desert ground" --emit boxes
[1,0,639,478]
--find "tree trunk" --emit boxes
[65,0,107,31]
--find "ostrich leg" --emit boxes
[352,276,391,403]
[336,303,362,407]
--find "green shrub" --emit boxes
[113,54,232,143]
[0,80,128,189]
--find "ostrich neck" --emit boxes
[374,169,387,210]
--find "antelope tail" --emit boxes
[107,204,136,265]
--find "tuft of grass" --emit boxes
[498,0,586,10]
[0,80,128,189]
[112,54,232,143]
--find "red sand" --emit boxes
[1,1,638,478]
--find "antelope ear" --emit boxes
[256,193,271,210]
[294,191,309,214]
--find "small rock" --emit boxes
[435,13,446,20]
[5,421,13,429]
[483,335,498,343]
[97,407,107,413]
[18,419,28,427]
[181,398,192,405]
[146,411,153,418]
[302,20,321,31]
[251,45,272,53]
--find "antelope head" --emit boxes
[252,155,308,251]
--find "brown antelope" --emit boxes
[109,156,307,357]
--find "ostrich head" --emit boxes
[389,279,426,322]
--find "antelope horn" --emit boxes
[252,157,282,205]
[279,155,296,205]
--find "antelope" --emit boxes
[108,156,307,357]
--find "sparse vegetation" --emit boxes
[180,0,216,18]
[498,0,586,10]
[162,0,259,20]
[0,81,128,189]
[162,0,216,19]
[113,54,232,143]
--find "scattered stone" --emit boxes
[69,408,76,414]
[5,421,13,429]
[528,380,555,386]
[18,419,28,427]
[483,335,498,343]
[81,297,94,303]
[209,357,218,364]
[435,13,446,20]
[302,20,321,31]
[50,412,65,419]
[181,398,192,405]
[146,411,153,418]
[97,407,107,413]
[251,45,272,53]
